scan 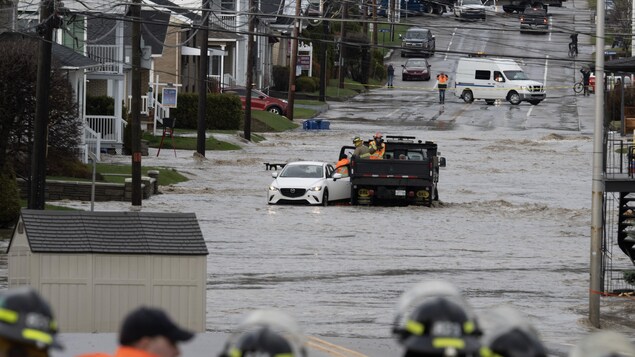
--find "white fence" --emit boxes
[127,95,149,114]
[80,126,102,164]
[86,45,123,73]
[85,115,121,145]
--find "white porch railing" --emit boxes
[210,14,236,31]
[127,95,149,114]
[81,126,102,164]
[86,45,122,73]
[85,115,121,144]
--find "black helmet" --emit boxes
[569,331,635,357]
[0,287,62,350]
[393,281,481,357]
[219,310,306,357]
[480,306,547,357]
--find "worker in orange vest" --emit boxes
[437,72,449,104]
[369,132,386,159]
[335,153,350,177]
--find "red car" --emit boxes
[222,87,288,116]
[401,58,431,81]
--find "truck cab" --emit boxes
[454,0,487,20]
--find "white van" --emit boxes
[454,57,546,105]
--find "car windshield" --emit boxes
[407,60,428,67]
[405,30,428,39]
[280,164,324,178]
[463,0,482,4]
[503,70,529,80]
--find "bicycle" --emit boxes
[573,79,584,93]
[568,42,578,58]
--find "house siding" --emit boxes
[153,23,180,85]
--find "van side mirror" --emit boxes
[398,34,403,39]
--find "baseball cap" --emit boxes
[119,307,194,346]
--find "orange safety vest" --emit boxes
[369,141,386,159]
[438,74,448,84]
[335,158,350,175]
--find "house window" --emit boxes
[211,56,220,76]
[221,0,235,11]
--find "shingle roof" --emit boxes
[0,32,99,69]
[15,210,209,255]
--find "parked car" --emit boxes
[267,161,351,206]
[401,58,431,81]
[454,0,486,20]
[222,87,288,116]
[400,27,435,58]
[519,7,548,33]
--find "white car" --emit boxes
[267,161,351,206]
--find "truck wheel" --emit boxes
[502,5,514,12]
[426,5,434,14]
[508,91,521,105]
[350,188,358,205]
[462,90,474,103]
[433,187,439,201]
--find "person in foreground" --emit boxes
[479,305,548,357]
[219,309,307,357]
[0,286,63,357]
[392,280,482,357]
[569,330,635,357]
[80,306,194,357]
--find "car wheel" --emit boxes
[508,91,521,105]
[402,75,408,81]
[485,99,495,105]
[268,106,282,115]
[322,190,329,206]
[529,100,542,105]
[462,90,474,103]
[425,76,431,81]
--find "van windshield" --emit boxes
[503,70,529,80]
[463,0,483,5]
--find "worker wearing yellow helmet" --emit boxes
[352,136,371,159]
[369,132,386,159]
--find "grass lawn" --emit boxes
[142,132,240,151]
[48,164,189,186]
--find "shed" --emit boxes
[7,209,209,333]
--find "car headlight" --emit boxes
[520,86,528,91]
[269,185,279,191]
[309,185,323,191]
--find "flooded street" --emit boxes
[37,115,634,355]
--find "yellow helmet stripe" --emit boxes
[432,337,465,349]
[0,308,18,324]
[405,320,425,336]
[22,328,53,345]
[463,321,475,334]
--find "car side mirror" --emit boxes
[439,157,446,167]
[428,64,431,68]
[332,173,342,180]
[401,64,406,68]
[271,172,278,178]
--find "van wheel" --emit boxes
[462,90,474,103]
[508,91,521,105]
[485,99,495,105]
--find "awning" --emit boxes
[181,46,227,56]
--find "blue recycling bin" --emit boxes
[319,120,330,130]
[302,120,313,130]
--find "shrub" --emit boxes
[273,65,290,91]
[171,93,242,130]
[86,95,115,115]
[296,76,317,92]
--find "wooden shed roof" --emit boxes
[11,210,209,255]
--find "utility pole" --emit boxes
[287,0,301,120]
[30,0,56,210]
[338,1,347,89]
[197,0,209,154]
[319,0,327,102]
[589,0,606,328]
[372,0,378,46]
[130,0,142,206]
[245,0,255,139]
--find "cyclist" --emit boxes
[569,33,579,57]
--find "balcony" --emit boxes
[86,45,123,74]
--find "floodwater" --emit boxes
[7,116,635,355]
